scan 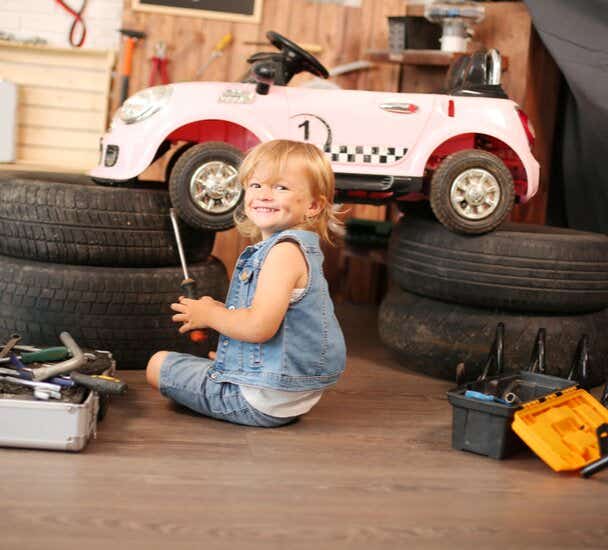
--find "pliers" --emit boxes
[149,41,170,86]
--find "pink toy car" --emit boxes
[90,31,539,234]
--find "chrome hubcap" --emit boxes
[189,160,242,214]
[450,168,501,220]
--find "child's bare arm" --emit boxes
[171,241,307,343]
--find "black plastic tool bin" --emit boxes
[446,323,588,459]
[447,372,576,459]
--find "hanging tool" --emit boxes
[119,28,147,104]
[196,33,233,78]
[54,0,87,47]
[169,209,206,343]
[149,41,170,86]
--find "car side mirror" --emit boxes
[253,62,276,95]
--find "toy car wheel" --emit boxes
[430,149,515,234]
[169,142,244,231]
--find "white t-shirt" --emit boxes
[239,288,325,417]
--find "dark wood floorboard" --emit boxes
[1,304,606,549]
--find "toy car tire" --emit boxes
[0,254,228,370]
[429,149,515,234]
[378,286,608,386]
[169,142,244,231]
[0,172,215,267]
[388,214,608,314]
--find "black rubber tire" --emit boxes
[0,254,229,370]
[0,172,215,267]
[169,142,244,231]
[378,286,608,387]
[429,149,515,234]
[388,215,608,314]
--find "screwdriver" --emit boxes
[169,209,206,343]
[0,347,70,365]
[70,371,128,395]
[196,33,233,78]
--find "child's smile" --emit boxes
[245,161,321,239]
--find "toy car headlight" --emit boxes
[119,85,172,124]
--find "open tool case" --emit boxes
[447,324,590,459]
[513,387,608,477]
[0,349,116,452]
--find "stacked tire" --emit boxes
[379,208,608,385]
[0,172,228,369]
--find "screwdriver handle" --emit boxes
[71,371,128,395]
[180,279,207,343]
[21,347,71,364]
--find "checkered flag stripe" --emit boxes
[324,144,407,164]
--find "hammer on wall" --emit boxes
[119,28,146,105]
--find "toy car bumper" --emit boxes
[520,155,540,203]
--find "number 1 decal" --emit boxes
[289,114,332,151]
[298,120,310,140]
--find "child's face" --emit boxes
[244,159,322,240]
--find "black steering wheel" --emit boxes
[266,31,329,80]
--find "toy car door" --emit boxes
[285,87,435,174]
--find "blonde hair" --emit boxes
[235,139,342,243]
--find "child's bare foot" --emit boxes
[208,351,217,360]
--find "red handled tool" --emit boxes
[169,209,206,343]
[149,41,170,86]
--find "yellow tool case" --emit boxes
[512,387,608,475]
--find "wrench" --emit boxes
[30,332,86,381]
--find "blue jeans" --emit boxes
[159,352,296,428]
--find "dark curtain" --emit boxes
[524,0,608,233]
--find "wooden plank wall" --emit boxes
[118,0,406,302]
[0,41,114,170]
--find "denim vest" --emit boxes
[208,229,346,391]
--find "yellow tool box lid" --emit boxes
[512,387,608,472]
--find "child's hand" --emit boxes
[208,350,217,360]
[170,296,223,334]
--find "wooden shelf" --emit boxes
[366,49,457,66]
[367,49,509,70]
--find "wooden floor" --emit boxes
[1,303,606,549]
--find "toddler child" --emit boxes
[146,139,346,427]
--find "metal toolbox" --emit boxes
[0,351,115,452]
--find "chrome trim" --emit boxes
[450,168,501,220]
[189,161,242,215]
[379,102,418,114]
[487,49,501,85]
[219,88,256,104]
